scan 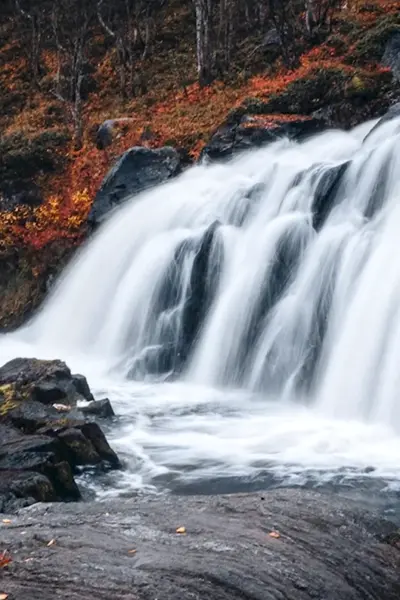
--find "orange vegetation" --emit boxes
[0,0,398,256]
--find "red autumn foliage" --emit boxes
[0,0,397,256]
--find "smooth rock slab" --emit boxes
[1,489,400,600]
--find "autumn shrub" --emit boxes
[326,33,348,55]
[0,90,26,115]
[351,15,400,64]
[335,17,361,37]
[0,129,70,182]
[358,2,385,14]
[261,67,350,114]
[345,69,394,101]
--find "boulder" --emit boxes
[0,470,55,512]
[80,398,114,419]
[0,357,92,406]
[88,146,183,227]
[0,425,80,504]
[0,358,119,512]
[72,373,95,402]
[201,114,326,162]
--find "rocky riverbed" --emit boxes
[1,358,400,599]
[1,489,400,600]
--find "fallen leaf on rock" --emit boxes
[268,531,281,539]
[53,403,71,412]
[0,592,9,599]
[176,527,186,535]
[47,539,56,547]
[128,549,137,554]
[0,552,12,568]
[2,520,11,525]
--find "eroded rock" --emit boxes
[0,358,119,511]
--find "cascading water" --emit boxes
[2,115,400,496]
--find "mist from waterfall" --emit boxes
[1,114,400,493]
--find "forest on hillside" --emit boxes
[0,0,399,328]
[2,0,349,147]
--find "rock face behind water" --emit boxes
[201,113,326,162]
[88,146,184,227]
[383,33,400,82]
[1,490,400,600]
[0,358,119,512]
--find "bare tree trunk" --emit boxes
[15,0,43,88]
[193,0,213,86]
[51,0,92,150]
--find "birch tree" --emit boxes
[193,0,213,86]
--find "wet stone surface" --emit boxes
[1,489,400,600]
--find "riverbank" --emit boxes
[1,489,400,600]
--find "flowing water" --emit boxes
[1,115,400,508]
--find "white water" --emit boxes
[2,115,400,494]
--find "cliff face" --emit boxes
[0,0,399,328]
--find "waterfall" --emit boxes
[1,114,400,491]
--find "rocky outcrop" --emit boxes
[1,490,399,600]
[88,146,185,227]
[0,358,119,512]
[311,162,350,230]
[364,102,400,141]
[383,33,400,81]
[201,113,326,162]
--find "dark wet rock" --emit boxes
[383,33,400,81]
[72,373,94,402]
[0,426,80,504]
[57,428,104,467]
[180,221,221,361]
[1,490,400,600]
[128,222,223,378]
[364,102,400,141]
[201,114,326,162]
[0,357,93,406]
[79,422,119,466]
[0,471,55,513]
[0,357,71,387]
[312,162,350,229]
[0,358,119,511]
[5,399,63,433]
[88,146,183,227]
[32,380,68,405]
[80,398,114,419]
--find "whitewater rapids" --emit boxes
[1,114,400,494]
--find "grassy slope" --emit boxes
[0,0,399,328]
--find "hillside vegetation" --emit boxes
[0,0,399,327]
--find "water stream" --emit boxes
[1,115,400,510]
